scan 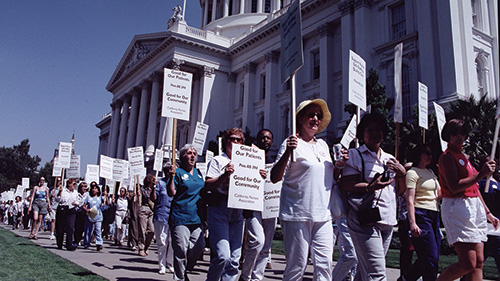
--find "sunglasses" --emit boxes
[228,137,244,143]
[307,112,323,120]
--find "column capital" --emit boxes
[317,23,328,38]
[243,62,256,74]
[151,72,162,82]
[227,72,237,83]
[140,79,151,89]
[167,58,185,70]
[111,99,123,108]
[264,51,279,64]
[338,0,372,15]
[201,65,215,77]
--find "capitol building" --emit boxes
[96,0,498,165]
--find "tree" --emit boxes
[0,139,42,192]
[344,68,396,152]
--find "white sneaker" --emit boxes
[49,234,56,240]
[166,265,174,273]
[159,267,166,275]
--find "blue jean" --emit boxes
[333,216,358,280]
[206,204,244,281]
[84,218,103,247]
[405,208,440,281]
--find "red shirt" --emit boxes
[438,148,480,198]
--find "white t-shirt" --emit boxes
[116,197,128,213]
[206,153,231,196]
[275,137,334,222]
[343,145,398,226]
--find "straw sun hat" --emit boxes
[296,98,331,134]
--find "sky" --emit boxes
[0,1,202,174]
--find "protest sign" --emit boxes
[227,144,265,211]
[52,158,63,177]
[22,177,29,189]
[340,115,358,149]
[280,0,303,83]
[348,50,366,111]
[418,82,428,129]
[192,122,209,155]
[86,165,100,184]
[206,150,214,164]
[433,102,447,151]
[58,142,72,168]
[196,162,207,178]
[162,69,193,121]
[67,155,81,178]
[112,159,128,182]
[262,163,282,219]
[99,155,114,180]
[393,43,403,123]
[127,146,145,176]
[153,148,163,172]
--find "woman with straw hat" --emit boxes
[271,99,335,281]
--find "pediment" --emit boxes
[107,32,169,91]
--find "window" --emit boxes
[264,0,271,12]
[391,3,406,40]
[257,114,264,131]
[239,82,245,108]
[312,50,320,80]
[476,57,485,96]
[252,0,257,12]
[260,74,266,100]
[402,65,411,118]
[471,0,480,29]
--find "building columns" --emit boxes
[198,66,215,124]
[126,90,140,153]
[240,0,245,14]
[145,73,161,158]
[136,81,150,147]
[264,51,279,132]
[116,95,130,159]
[108,100,122,158]
[242,62,256,129]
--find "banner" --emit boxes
[348,50,366,111]
[127,146,145,176]
[433,102,447,151]
[99,155,114,180]
[52,158,63,177]
[57,142,72,168]
[280,0,304,83]
[340,115,358,149]
[192,122,209,155]
[227,144,265,211]
[67,155,81,178]
[393,43,403,123]
[262,163,282,219]
[162,68,193,121]
[418,82,428,129]
[86,164,100,184]
[206,150,214,164]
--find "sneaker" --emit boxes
[159,268,166,275]
[96,245,103,251]
[139,251,146,257]
[166,264,174,273]
[266,262,272,269]
[49,234,56,240]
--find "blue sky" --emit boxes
[0,1,202,174]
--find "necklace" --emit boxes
[307,141,321,162]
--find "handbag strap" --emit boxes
[356,148,383,207]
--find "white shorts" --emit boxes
[441,196,487,245]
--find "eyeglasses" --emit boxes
[228,137,244,143]
[307,112,323,120]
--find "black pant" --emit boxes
[73,210,86,245]
[56,206,76,250]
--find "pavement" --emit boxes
[2,223,479,281]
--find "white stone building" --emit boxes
[96,0,498,165]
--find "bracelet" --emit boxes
[335,163,344,170]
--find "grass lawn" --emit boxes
[0,227,107,281]
[272,240,499,280]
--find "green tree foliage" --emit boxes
[0,139,41,192]
[447,95,498,168]
[38,162,55,188]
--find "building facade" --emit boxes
[96,0,498,164]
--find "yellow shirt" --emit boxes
[406,167,440,211]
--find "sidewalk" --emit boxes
[2,224,420,280]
